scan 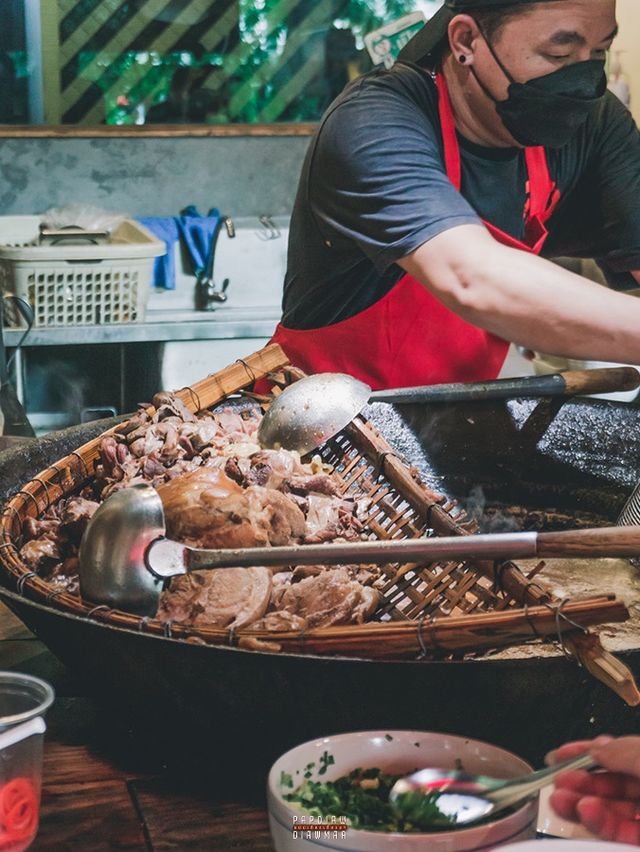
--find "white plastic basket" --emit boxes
[0,217,165,327]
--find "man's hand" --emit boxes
[548,736,640,845]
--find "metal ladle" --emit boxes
[257,368,640,455]
[389,752,596,830]
[79,484,640,616]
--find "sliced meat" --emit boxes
[290,564,380,585]
[347,564,382,586]
[237,408,262,438]
[303,495,364,543]
[98,436,121,477]
[249,611,307,632]
[158,467,246,543]
[163,458,204,480]
[158,566,272,629]
[218,441,261,459]
[243,450,304,490]
[101,475,148,499]
[22,516,60,541]
[292,565,325,581]
[284,473,339,497]
[273,568,380,628]
[20,538,61,571]
[178,433,197,459]
[142,453,167,480]
[251,449,302,477]
[224,456,251,486]
[213,406,262,439]
[257,488,307,546]
[45,556,80,594]
[58,497,100,546]
[60,497,99,524]
[188,419,224,451]
[152,391,197,422]
[157,468,306,550]
[159,422,181,461]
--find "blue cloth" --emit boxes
[138,208,222,289]
[177,207,222,281]
[138,217,179,289]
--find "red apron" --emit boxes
[265,72,561,390]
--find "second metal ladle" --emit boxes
[257,368,640,455]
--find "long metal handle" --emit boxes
[147,524,640,579]
[147,532,540,577]
[369,368,640,406]
[186,532,542,572]
[489,753,597,808]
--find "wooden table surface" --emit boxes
[0,601,275,851]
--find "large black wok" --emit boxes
[1,398,639,775]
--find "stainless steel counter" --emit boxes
[3,312,280,347]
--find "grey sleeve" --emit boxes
[544,93,640,284]
[307,83,481,273]
[592,94,640,274]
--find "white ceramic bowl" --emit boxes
[267,730,538,852]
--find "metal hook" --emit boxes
[256,215,281,241]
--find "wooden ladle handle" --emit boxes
[538,525,640,559]
[561,367,640,396]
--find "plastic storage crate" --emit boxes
[0,217,165,327]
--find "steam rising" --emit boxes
[464,485,520,533]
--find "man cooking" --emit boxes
[267,0,640,390]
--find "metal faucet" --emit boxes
[195,275,230,311]
[195,217,235,311]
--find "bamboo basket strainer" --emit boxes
[0,344,636,704]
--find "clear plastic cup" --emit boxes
[0,673,54,851]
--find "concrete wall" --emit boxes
[614,0,640,126]
[0,0,636,219]
[0,135,311,218]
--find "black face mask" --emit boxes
[471,30,607,148]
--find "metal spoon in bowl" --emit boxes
[257,368,640,456]
[79,483,640,616]
[389,752,596,830]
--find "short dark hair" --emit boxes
[472,2,547,42]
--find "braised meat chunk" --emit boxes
[158,566,272,630]
[272,568,380,628]
[19,496,99,579]
[157,468,307,549]
[20,538,60,571]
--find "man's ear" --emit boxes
[448,14,484,65]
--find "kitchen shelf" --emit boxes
[3,312,280,347]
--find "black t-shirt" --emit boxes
[282,61,640,330]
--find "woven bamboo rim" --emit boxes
[0,344,636,703]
